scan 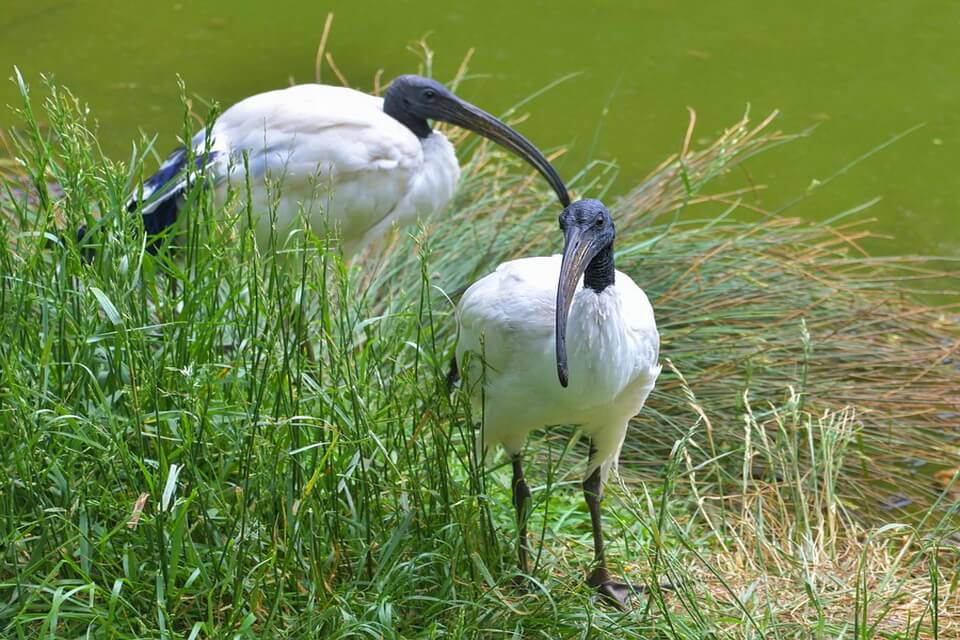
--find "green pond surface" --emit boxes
[2,1,957,259]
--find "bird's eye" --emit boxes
[595,216,604,227]
[424,89,437,100]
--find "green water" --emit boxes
[2,1,957,257]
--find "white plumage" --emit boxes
[453,199,660,608]
[456,255,660,480]
[98,74,569,259]
[161,85,459,256]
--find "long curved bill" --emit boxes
[555,224,602,387]
[444,99,570,208]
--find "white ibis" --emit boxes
[454,199,661,608]
[79,75,569,257]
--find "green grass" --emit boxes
[1,69,958,639]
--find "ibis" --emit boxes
[79,75,569,258]
[454,199,661,608]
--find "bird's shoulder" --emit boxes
[493,255,563,290]
[468,255,562,303]
[457,255,561,336]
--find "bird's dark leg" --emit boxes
[512,454,533,575]
[583,442,632,609]
[281,305,316,365]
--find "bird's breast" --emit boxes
[565,286,660,407]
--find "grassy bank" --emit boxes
[1,72,958,639]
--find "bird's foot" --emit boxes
[587,567,632,609]
[596,580,633,610]
[587,567,676,609]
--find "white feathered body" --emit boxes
[456,255,661,480]
[142,84,461,256]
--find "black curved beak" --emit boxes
[555,224,605,387]
[441,98,570,207]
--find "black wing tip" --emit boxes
[446,355,461,392]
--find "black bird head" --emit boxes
[555,199,616,387]
[384,74,570,208]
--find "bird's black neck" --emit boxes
[583,244,615,293]
[383,97,432,139]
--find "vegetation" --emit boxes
[1,66,958,638]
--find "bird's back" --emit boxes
[211,84,407,174]
[207,84,429,250]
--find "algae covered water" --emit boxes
[2,0,957,258]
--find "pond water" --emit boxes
[2,1,957,258]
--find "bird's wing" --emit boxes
[456,256,562,381]
[205,84,424,242]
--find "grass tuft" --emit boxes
[1,66,957,638]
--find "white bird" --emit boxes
[78,75,569,257]
[454,199,661,608]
